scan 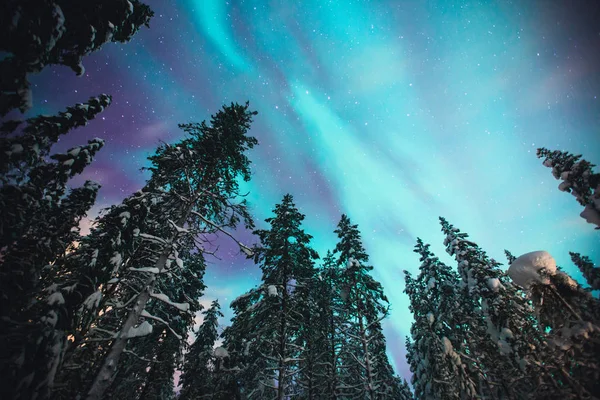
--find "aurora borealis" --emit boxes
[25,0,599,379]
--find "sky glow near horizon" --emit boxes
[26,0,600,379]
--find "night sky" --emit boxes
[24,0,600,379]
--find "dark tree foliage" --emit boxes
[570,252,600,291]
[537,148,600,229]
[0,0,153,115]
[222,194,319,400]
[179,300,224,400]
[332,214,398,399]
[0,95,109,400]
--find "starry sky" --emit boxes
[24,0,600,379]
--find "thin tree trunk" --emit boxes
[86,206,191,400]
[85,262,159,400]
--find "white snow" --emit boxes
[442,336,453,355]
[168,219,189,234]
[267,285,278,297]
[47,292,65,306]
[560,171,571,180]
[426,312,435,326]
[68,147,81,157]
[83,291,102,310]
[542,159,553,167]
[486,278,502,292]
[508,251,557,289]
[129,267,160,274]
[558,181,571,192]
[125,321,153,338]
[427,277,436,289]
[580,204,600,228]
[240,244,254,257]
[11,144,23,154]
[150,292,190,312]
[110,252,123,268]
[62,159,74,167]
[214,347,229,358]
[139,233,168,245]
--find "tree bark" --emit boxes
[86,206,191,400]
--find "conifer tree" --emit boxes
[332,214,396,399]
[301,249,344,400]
[31,102,258,400]
[396,378,414,400]
[537,148,600,229]
[0,96,110,400]
[0,0,153,115]
[522,258,600,397]
[222,194,319,400]
[441,219,576,399]
[404,238,476,400]
[504,249,516,264]
[179,300,224,400]
[294,259,331,399]
[570,252,600,291]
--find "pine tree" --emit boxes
[0,0,153,115]
[294,258,331,399]
[396,378,414,400]
[332,214,396,399]
[504,249,516,264]
[222,194,319,400]
[0,96,110,400]
[404,238,476,400]
[523,259,600,397]
[179,300,224,400]
[314,250,345,400]
[31,102,258,400]
[441,218,578,399]
[100,250,207,400]
[537,148,600,229]
[570,252,600,291]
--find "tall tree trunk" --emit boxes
[86,206,191,400]
[85,262,160,400]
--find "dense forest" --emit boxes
[1,1,599,399]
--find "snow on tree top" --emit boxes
[214,347,229,358]
[508,251,557,289]
[580,204,600,228]
[267,285,278,297]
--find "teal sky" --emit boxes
[28,0,599,379]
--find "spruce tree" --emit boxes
[0,96,110,400]
[179,300,224,400]
[521,257,600,397]
[504,249,516,264]
[294,258,331,399]
[570,252,600,291]
[537,148,600,229]
[332,214,396,399]
[404,238,476,400]
[0,0,153,115]
[222,194,319,400]
[31,102,258,400]
[441,219,577,399]
[316,250,345,400]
